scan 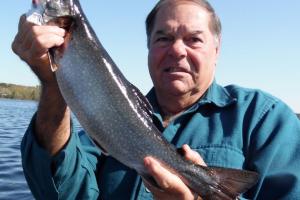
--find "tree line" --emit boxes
[0,83,40,101]
[0,82,299,119]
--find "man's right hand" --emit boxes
[11,14,71,156]
[11,14,66,86]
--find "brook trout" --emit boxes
[27,0,258,199]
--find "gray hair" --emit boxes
[145,0,222,47]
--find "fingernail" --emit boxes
[144,157,151,167]
[183,144,190,150]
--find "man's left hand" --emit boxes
[143,144,205,200]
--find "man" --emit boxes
[12,0,300,199]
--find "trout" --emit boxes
[26,0,258,199]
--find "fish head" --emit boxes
[30,0,76,23]
[28,0,78,71]
[44,0,75,18]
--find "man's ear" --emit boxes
[215,36,221,55]
[214,36,221,64]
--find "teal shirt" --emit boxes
[21,82,300,199]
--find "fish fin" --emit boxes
[129,83,154,121]
[208,166,259,198]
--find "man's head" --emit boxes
[146,0,221,48]
[146,0,222,101]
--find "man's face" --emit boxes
[148,3,220,97]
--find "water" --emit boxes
[0,98,36,199]
[0,98,82,200]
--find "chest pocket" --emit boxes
[192,145,245,169]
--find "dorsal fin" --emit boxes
[128,82,153,121]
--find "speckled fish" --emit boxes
[26,0,259,199]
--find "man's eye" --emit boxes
[156,37,170,42]
[190,37,203,43]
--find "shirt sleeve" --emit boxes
[244,100,300,199]
[21,114,102,200]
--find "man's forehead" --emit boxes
[156,1,210,22]
[158,0,208,11]
[153,5,210,33]
[154,29,204,34]
[152,27,206,38]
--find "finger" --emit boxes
[22,25,65,51]
[30,33,65,57]
[144,157,196,199]
[22,33,64,73]
[142,177,164,194]
[21,22,65,43]
[14,17,39,54]
[142,178,175,200]
[13,16,32,49]
[144,157,173,190]
[144,157,189,192]
[34,25,66,37]
[182,144,206,166]
[17,15,37,44]
[16,26,65,64]
[18,29,35,53]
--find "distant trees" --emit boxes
[0,83,40,101]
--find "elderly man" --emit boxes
[12,0,300,199]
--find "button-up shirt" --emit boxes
[21,81,300,199]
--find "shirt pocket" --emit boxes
[192,145,245,169]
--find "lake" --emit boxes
[0,98,81,200]
[0,98,36,199]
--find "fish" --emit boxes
[26,0,259,199]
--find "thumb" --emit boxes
[180,144,206,166]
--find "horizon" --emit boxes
[1,81,300,117]
[1,1,299,112]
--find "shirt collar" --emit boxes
[198,80,237,107]
[146,80,237,115]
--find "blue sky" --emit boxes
[1,1,299,112]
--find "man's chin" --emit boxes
[161,84,191,96]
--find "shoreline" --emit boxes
[0,83,40,101]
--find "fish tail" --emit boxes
[193,166,259,200]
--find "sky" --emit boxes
[1,1,299,112]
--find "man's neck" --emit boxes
[156,90,205,127]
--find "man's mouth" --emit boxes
[163,67,189,73]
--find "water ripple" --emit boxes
[0,98,36,200]
[0,98,83,199]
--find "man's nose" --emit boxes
[168,40,187,59]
